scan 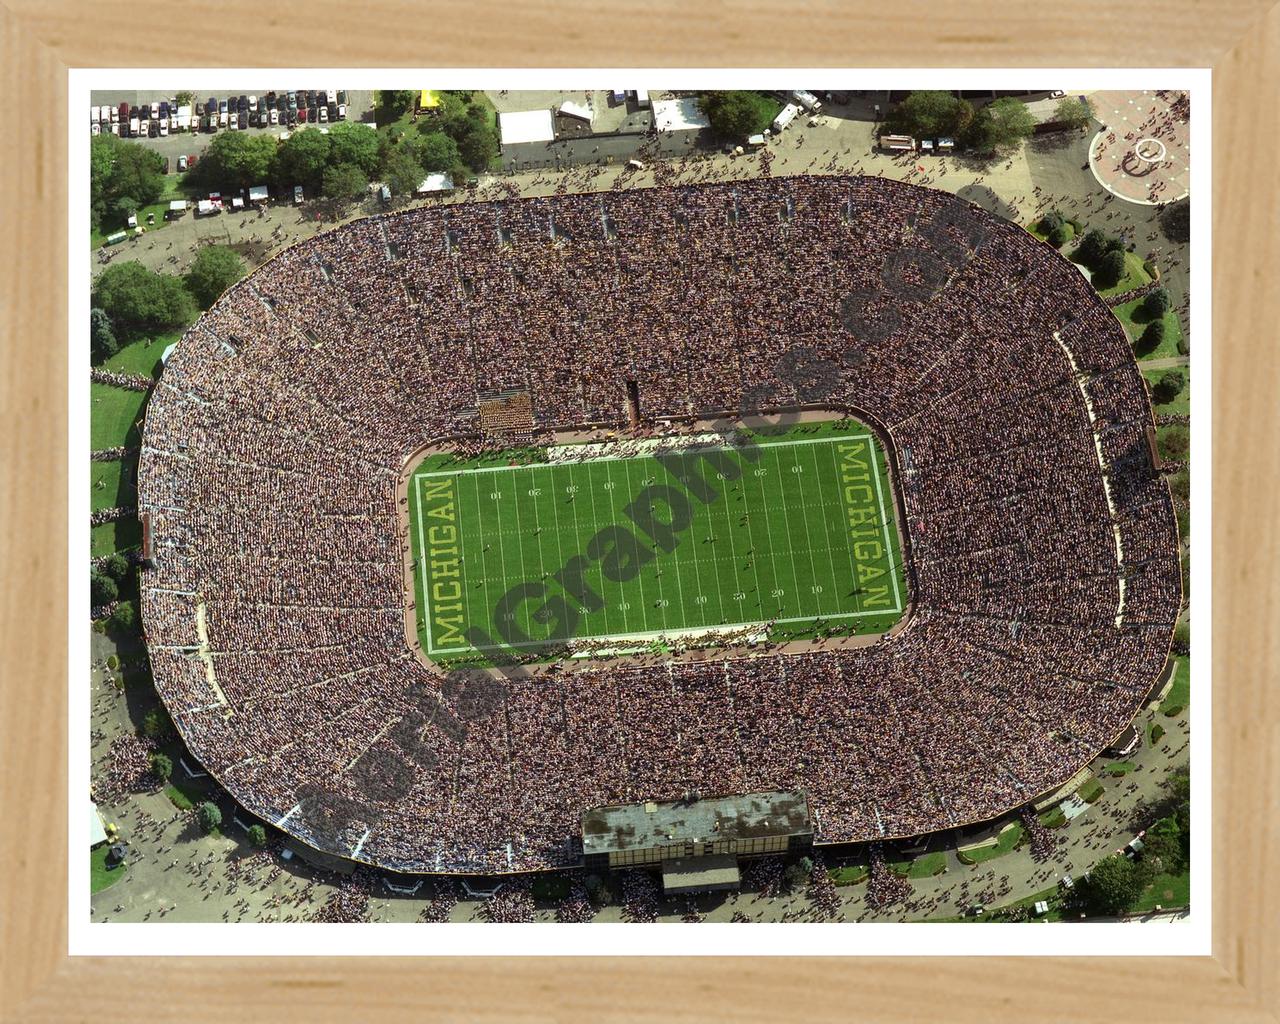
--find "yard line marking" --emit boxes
[806,441,836,619]
[773,444,808,621]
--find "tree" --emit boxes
[382,147,426,197]
[90,134,166,230]
[1151,370,1185,405]
[965,97,1036,153]
[102,552,131,581]
[91,571,118,605]
[697,91,778,140]
[149,752,173,781]
[325,121,381,177]
[109,601,136,632]
[185,245,247,309]
[191,132,278,192]
[1048,224,1071,248]
[1053,95,1095,130]
[93,262,197,336]
[276,128,332,189]
[1138,318,1167,352]
[1070,227,1121,267]
[247,824,268,847]
[142,706,174,741]
[407,131,463,174]
[1095,247,1128,288]
[1159,426,1190,462]
[1142,817,1183,875]
[452,108,500,172]
[321,163,369,204]
[1038,210,1064,234]
[1143,288,1170,318]
[886,90,974,139]
[90,308,118,362]
[196,801,223,833]
[375,90,414,126]
[1075,855,1149,916]
[1160,199,1190,243]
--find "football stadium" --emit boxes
[137,174,1181,876]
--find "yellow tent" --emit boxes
[419,90,441,111]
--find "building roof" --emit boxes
[557,100,593,123]
[582,790,811,854]
[652,96,710,132]
[499,109,556,146]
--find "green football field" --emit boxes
[407,420,907,663]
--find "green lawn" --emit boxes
[1076,778,1105,804]
[1160,656,1189,716]
[957,823,1024,865]
[408,419,908,665]
[1133,868,1190,912]
[92,518,142,559]
[90,455,138,514]
[828,865,869,886]
[1094,251,1153,299]
[1114,297,1184,358]
[91,844,126,893]
[890,851,947,878]
[1141,368,1190,416]
[104,331,182,379]
[90,382,149,450]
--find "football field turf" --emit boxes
[407,420,907,662]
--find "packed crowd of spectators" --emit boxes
[137,175,1181,874]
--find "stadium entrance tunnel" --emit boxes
[399,410,912,672]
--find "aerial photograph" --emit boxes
[86,84,1192,925]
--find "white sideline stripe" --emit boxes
[415,433,904,655]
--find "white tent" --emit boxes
[89,801,107,847]
[416,173,455,194]
[249,185,269,202]
[498,109,556,146]
[557,100,592,124]
[652,97,710,132]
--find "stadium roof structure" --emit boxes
[137,174,1180,875]
[498,108,556,146]
[582,791,812,855]
[652,96,710,132]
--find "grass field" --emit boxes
[408,420,907,663]
[90,382,149,451]
[90,844,126,894]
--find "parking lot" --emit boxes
[88,88,374,168]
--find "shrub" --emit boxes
[90,308,118,362]
[1173,619,1190,653]
[1048,224,1071,248]
[196,801,222,833]
[185,246,247,310]
[1137,319,1166,354]
[1150,723,1166,743]
[1169,470,1190,503]
[1162,704,1184,718]
[1177,335,1190,357]
[247,824,268,847]
[105,654,120,671]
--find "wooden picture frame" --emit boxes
[2,3,1276,1019]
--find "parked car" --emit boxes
[269,108,279,126]
[337,104,346,120]
[239,95,249,112]
[129,116,139,136]
[188,154,198,169]
[337,90,347,105]
[206,97,217,115]
[219,99,228,115]
[286,110,297,127]
[110,106,119,122]
[238,112,247,129]
[149,120,160,138]
[177,154,188,171]
[159,100,169,118]
[219,111,228,128]
[248,94,257,107]
[119,101,130,120]
[162,156,170,173]
[266,90,276,107]
[150,102,160,118]
[159,120,168,137]
[327,102,338,121]
[298,107,308,123]
[91,122,101,136]
[318,105,328,123]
